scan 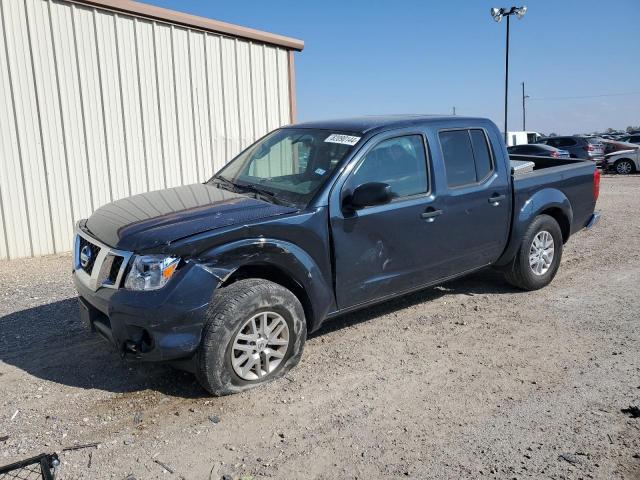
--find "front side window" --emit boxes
[211,128,359,207]
[439,129,494,188]
[348,135,428,199]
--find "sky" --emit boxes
[147,0,640,135]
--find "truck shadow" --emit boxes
[0,269,516,396]
[312,268,516,337]
[0,297,206,398]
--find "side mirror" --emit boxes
[346,182,392,210]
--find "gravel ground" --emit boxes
[0,175,639,480]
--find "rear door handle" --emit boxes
[420,209,443,222]
[488,194,506,206]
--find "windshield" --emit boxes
[208,128,360,207]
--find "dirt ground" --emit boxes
[1,175,639,480]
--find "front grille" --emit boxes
[95,254,126,288]
[74,229,132,292]
[78,236,101,275]
[109,255,124,282]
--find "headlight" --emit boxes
[124,255,180,291]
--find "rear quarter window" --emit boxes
[469,130,492,181]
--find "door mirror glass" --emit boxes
[347,182,392,210]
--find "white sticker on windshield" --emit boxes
[325,134,361,146]
[315,168,326,175]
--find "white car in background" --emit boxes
[604,148,640,175]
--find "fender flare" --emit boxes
[496,188,573,266]
[194,238,334,331]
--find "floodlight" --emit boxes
[515,6,527,19]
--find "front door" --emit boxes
[330,132,450,310]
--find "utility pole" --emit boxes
[522,82,529,131]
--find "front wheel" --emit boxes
[504,214,563,291]
[615,159,635,175]
[195,279,307,396]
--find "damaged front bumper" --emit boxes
[73,261,220,362]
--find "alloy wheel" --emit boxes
[616,161,633,175]
[529,230,555,276]
[230,311,290,381]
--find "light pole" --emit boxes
[490,6,527,144]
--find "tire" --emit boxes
[504,214,563,291]
[615,159,635,175]
[195,279,307,396]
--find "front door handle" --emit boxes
[488,194,506,206]
[420,209,443,222]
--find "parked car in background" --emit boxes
[619,134,640,145]
[537,136,605,163]
[508,143,570,158]
[601,139,640,156]
[604,148,640,175]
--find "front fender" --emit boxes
[195,238,334,331]
[496,188,573,266]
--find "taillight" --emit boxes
[584,144,595,152]
[593,168,600,202]
[550,151,559,158]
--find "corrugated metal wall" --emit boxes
[0,0,293,259]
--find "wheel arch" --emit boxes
[614,157,636,172]
[538,207,570,243]
[495,188,572,266]
[195,238,335,332]
[221,263,315,332]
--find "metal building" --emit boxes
[0,0,303,260]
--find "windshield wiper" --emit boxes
[211,176,294,207]
[234,183,294,207]
[210,176,237,191]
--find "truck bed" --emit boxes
[509,154,597,237]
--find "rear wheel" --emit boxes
[195,279,307,396]
[615,159,635,175]
[504,214,563,291]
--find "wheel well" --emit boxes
[615,157,635,167]
[220,264,315,327]
[540,208,570,243]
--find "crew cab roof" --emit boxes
[290,115,488,135]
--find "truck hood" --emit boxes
[84,183,297,251]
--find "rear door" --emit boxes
[431,127,511,275]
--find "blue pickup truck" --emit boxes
[73,115,600,395]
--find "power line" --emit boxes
[528,91,640,101]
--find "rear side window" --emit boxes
[439,129,494,188]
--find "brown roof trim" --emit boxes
[288,51,297,123]
[68,0,304,51]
